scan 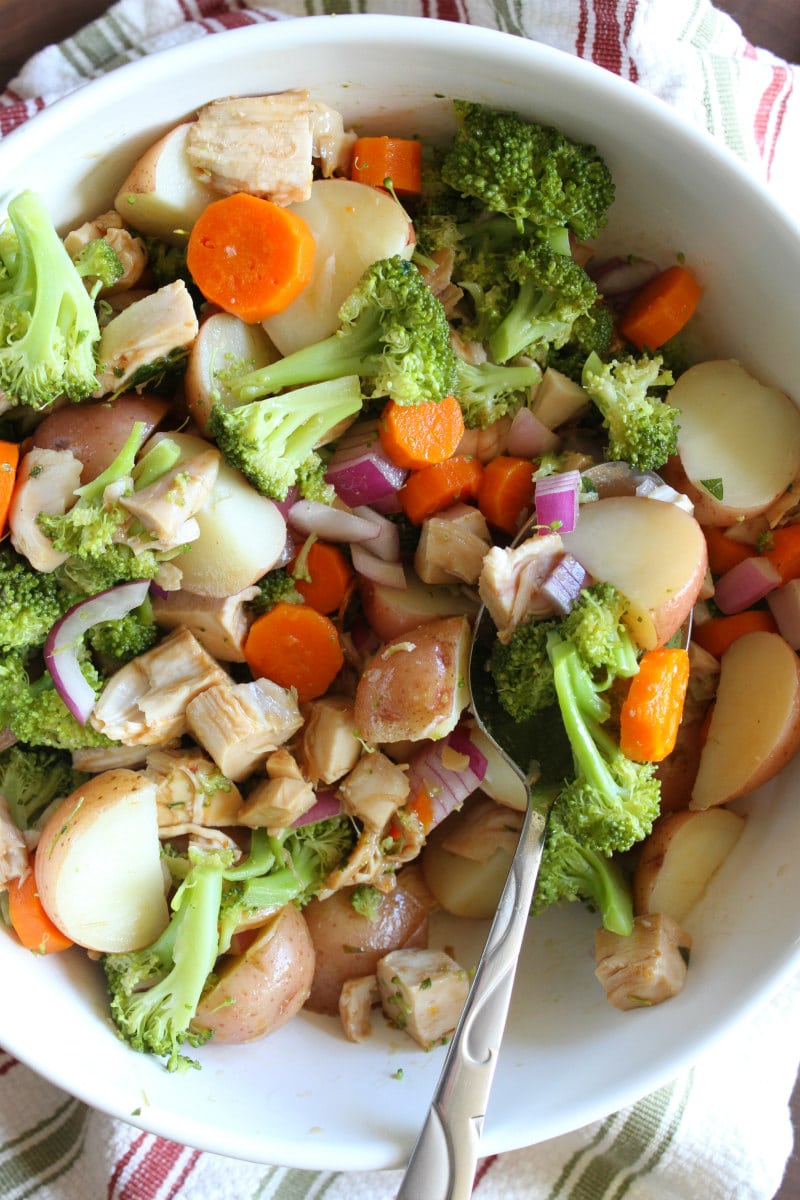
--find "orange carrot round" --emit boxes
[7,860,73,954]
[620,648,690,763]
[399,455,484,525]
[187,192,315,323]
[291,540,354,615]
[244,602,344,703]
[703,525,756,577]
[764,525,800,585]
[0,440,19,535]
[379,395,465,471]
[477,455,535,535]
[692,610,777,660]
[618,264,702,351]
[350,136,423,196]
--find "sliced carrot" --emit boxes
[290,540,354,615]
[7,859,73,954]
[244,602,344,703]
[618,264,702,351]
[407,786,436,833]
[703,525,756,577]
[350,136,423,196]
[399,455,484,525]
[0,440,19,534]
[186,192,315,323]
[477,455,536,535]
[763,524,800,585]
[620,648,690,763]
[379,395,465,471]
[692,609,777,659]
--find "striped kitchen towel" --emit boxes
[1,3,800,1198]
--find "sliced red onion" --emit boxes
[369,490,403,515]
[44,580,151,724]
[272,486,299,520]
[768,581,800,650]
[540,553,590,615]
[507,407,560,458]
[535,470,581,533]
[291,789,343,828]
[351,506,401,562]
[714,556,781,615]
[588,256,660,297]
[149,581,171,601]
[351,543,407,589]
[326,421,407,507]
[406,725,488,830]
[287,500,379,544]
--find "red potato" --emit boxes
[32,393,168,483]
[184,312,278,434]
[353,615,471,744]
[359,570,479,642]
[192,903,315,1043]
[114,121,217,243]
[303,879,430,1014]
[34,770,168,954]
[633,807,746,924]
[561,495,708,650]
[665,360,800,526]
[691,630,800,810]
[656,718,705,813]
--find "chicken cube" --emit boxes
[338,752,410,832]
[121,449,220,551]
[298,696,361,785]
[594,913,692,1011]
[377,948,469,1049]
[186,677,303,782]
[339,974,380,1044]
[478,532,573,642]
[144,747,243,831]
[414,503,491,586]
[9,448,82,573]
[90,627,230,746]
[150,584,259,663]
[237,775,316,830]
[94,280,199,397]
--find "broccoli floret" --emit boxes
[224,256,457,408]
[488,244,600,365]
[0,743,87,830]
[547,304,615,382]
[71,237,125,294]
[581,350,678,471]
[56,543,161,596]
[209,376,361,502]
[560,581,640,683]
[455,358,542,429]
[87,596,158,667]
[0,190,100,409]
[534,804,633,935]
[441,101,614,240]
[489,618,558,722]
[249,567,303,616]
[0,545,72,652]
[0,650,110,751]
[141,236,190,288]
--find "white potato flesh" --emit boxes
[666,360,800,525]
[691,630,800,810]
[422,834,514,919]
[263,179,413,355]
[359,570,479,643]
[561,495,708,650]
[146,432,286,596]
[114,122,217,243]
[185,313,279,433]
[633,807,745,924]
[34,770,168,954]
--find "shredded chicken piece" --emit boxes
[63,210,148,294]
[478,532,567,642]
[9,448,82,572]
[339,974,380,1043]
[594,913,692,1011]
[0,797,29,891]
[376,948,470,1049]
[298,696,362,785]
[414,502,492,586]
[121,450,220,550]
[440,795,523,864]
[150,584,258,663]
[90,627,230,746]
[144,747,243,831]
[338,751,410,832]
[185,677,303,782]
[187,91,355,207]
[94,280,199,397]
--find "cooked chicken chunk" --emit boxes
[144,747,243,832]
[339,974,380,1043]
[414,503,491,586]
[94,280,199,397]
[63,210,148,294]
[594,913,692,1011]
[187,91,356,207]
[185,677,303,782]
[72,743,155,773]
[90,627,230,746]
[121,449,220,551]
[9,448,82,572]
[338,752,410,832]
[150,584,258,663]
[478,532,570,642]
[298,696,361,785]
[377,948,469,1049]
[237,776,316,831]
[0,798,28,891]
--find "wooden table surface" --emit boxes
[1,0,800,1196]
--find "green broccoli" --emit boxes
[454,358,542,429]
[546,304,615,383]
[249,567,303,616]
[223,256,457,408]
[490,618,558,722]
[56,543,161,597]
[0,545,72,652]
[87,596,158,667]
[0,650,110,751]
[209,376,362,502]
[71,237,125,295]
[441,101,615,240]
[581,350,678,471]
[0,190,101,409]
[0,742,87,830]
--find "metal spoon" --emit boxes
[396,519,554,1200]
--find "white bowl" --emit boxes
[2,14,800,1171]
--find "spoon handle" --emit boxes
[395,796,548,1200]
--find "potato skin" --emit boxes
[303,882,429,1015]
[32,393,168,483]
[192,903,315,1043]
